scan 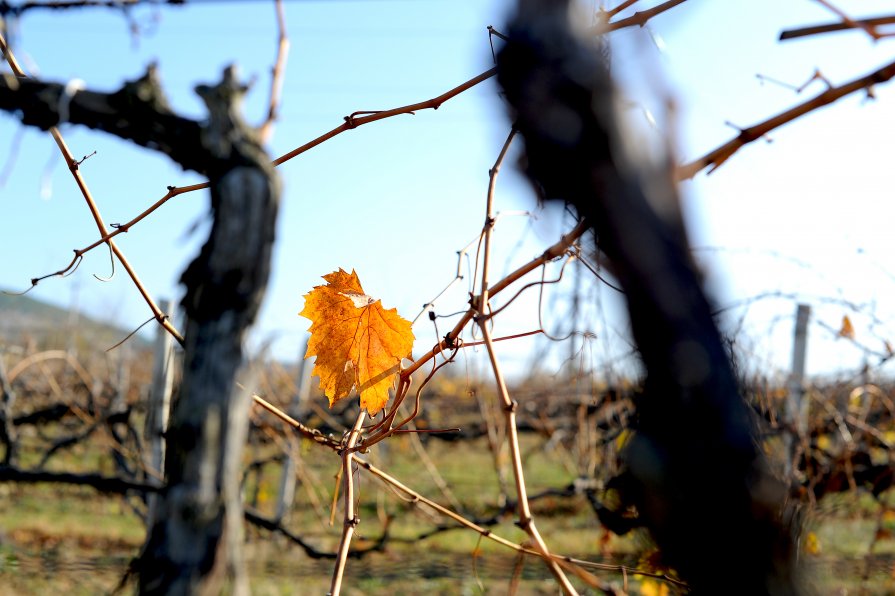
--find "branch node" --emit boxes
[443,333,457,349]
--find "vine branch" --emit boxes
[678,57,895,179]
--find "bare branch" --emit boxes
[812,0,886,41]
[1,34,185,344]
[780,14,895,41]
[604,0,688,31]
[329,412,365,596]
[401,220,588,380]
[0,68,207,172]
[258,0,289,143]
[0,0,149,16]
[0,465,161,494]
[678,57,895,179]
[244,508,389,560]
[272,67,497,167]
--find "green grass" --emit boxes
[3,427,893,594]
[0,433,652,594]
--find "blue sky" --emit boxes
[2,0,895,382]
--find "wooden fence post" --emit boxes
[785,303,811,478]
[0,348,18,466]
[145,299,175,521]
[274,337,311,522]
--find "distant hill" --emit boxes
[0,290,150,352]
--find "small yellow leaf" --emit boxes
[839,315,855,340]
[804,531,821,555]
[300,269,414,415]
[615,429,633,450]
[884,431,895,447]
[640,579,670,596]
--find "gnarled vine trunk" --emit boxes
[0,65,280,594]
[138,69,280,595]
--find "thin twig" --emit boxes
[258,0,289,143]
[250,392,341,450]
[401,219,589,381]
[812,0,884,40]
[272,67,497,167]
[607,0,640,18]
[0,33,184,345]
[354,455,686,588]
[476,130,576,594]
[459,329,543,348]
[105,315,155,352]
[477,324,577,594]
[14,0,686,309]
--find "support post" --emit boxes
[785,303,811,478]
[274,337,311,522]
[145,299,175,521]
[0,348,18,466]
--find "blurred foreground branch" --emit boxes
[498,1,799,593]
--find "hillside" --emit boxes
[0,290,150,352]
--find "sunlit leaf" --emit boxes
[839,315,855,340]
[804,531,821,555]
[300,268,414,415]
[885,431,895,447]
[639,578,670,596]
[615,428,633,450]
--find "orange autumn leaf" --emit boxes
[299,268,414,415]
[839,315,855,340]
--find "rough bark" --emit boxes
[497,2,799,594]
[0,66,280,593]
[0,356,18,466]
[139,68,279,596]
